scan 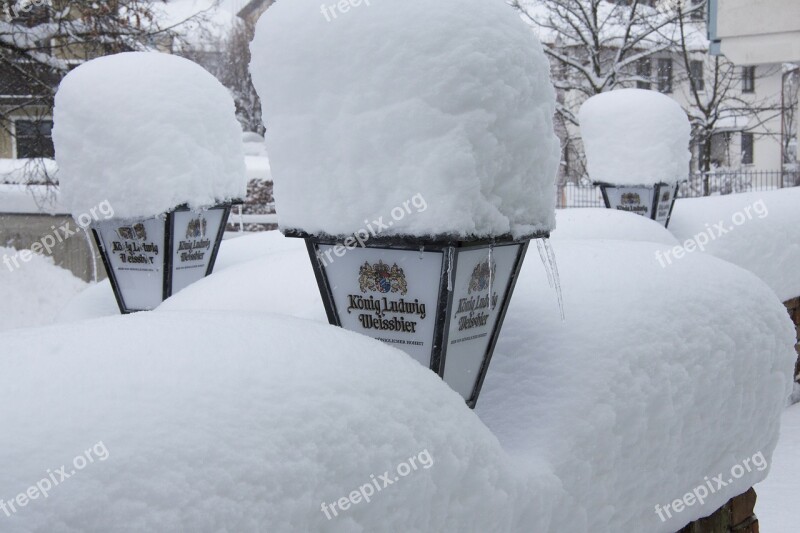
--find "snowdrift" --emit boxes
[51,231,796,531]
[0,312,548,532]
[669,188,800,301]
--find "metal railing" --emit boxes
[556,170,800,208]
[679,170,799,197]
[226,203,278,232]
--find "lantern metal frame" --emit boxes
[91,201,239,314]
[287,230,546,408]
[596,181,680,228]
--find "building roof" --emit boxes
[708,0,800,64]
[237,0,274,21]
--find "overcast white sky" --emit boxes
[169,0,246,16]
[157,0,244,32]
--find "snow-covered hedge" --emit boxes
[54,230,796,531]
[669,188,800,302]
[552,208,679,245]
[0,312,537,531]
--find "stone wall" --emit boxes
[676,488,759,533]
[0,213,104,283]
[786,297,800,382]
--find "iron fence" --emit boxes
[556,170,800,208]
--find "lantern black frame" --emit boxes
[286,230,546,408]
[596,181,679,228]
[91,202,238,314]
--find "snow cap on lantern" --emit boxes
[579,88,691,186]
[54,52,247,219]
[247,0,560,408]
[53,52,247,314]
[249,0,560,239]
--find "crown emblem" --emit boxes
[186,216,207,239]
[621,192,642,205]
[469,257,496,294]
[116,222,147,241]
[359,260,408,295]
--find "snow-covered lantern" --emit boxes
[579,89,691,228]
[249,0,560,407]
[54,52,247,313]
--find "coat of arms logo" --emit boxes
[469,257,496,294]
[116,222,147,241]
[359,260,408,295]
[621,192,642,206]
[186,216,207,239]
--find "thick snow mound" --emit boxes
[579,89,691,186]
[553,208,679,245]
[159,250,325,321]
[54,279,119,323]
[47,233,795,531]
[0,184,66,215]
[56,232,305,324]
[249,0,560,238]
[54,52,247,219]
[135,233,796,531]
[0,158,58,185]
[0,311,550,532]
[214,231,304,270]
[242,132,268,156]
[669,188,800,301]
[0,247,87,332]
[478,240,796,532]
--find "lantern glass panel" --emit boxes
[317,245,444,368]
[603,186,655,218]
[170,208,227,295]
[443,244,522,399]
[654,184,677,226]
[93,217,166,311]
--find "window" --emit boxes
[607,0,656,6]
[709,132,732,168]
[657,59,673,93]
[636,58,651,89]
[11,1,51,27]
[741,132,754,165]
[742,66,756,93]
[689,0,705,21]
[694,137,709,171]
[14,120,54,158]
[689,60,704,91]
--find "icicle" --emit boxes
[488,246,496,310]
[536,239,554,288]
[537,238,565,320]
[81,225,99,283]
[446,247,454,291]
